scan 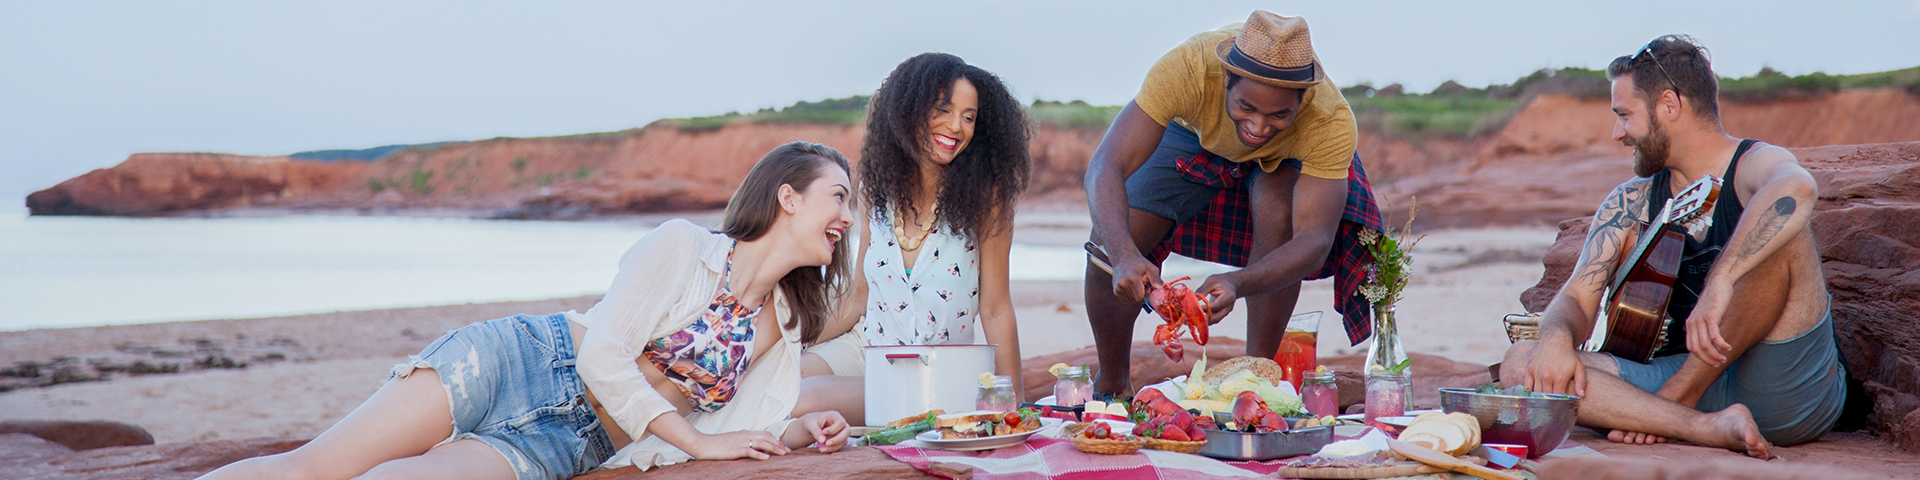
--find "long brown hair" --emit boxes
[719,141,851,345]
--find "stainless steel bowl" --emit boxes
[1438,387,1580,458]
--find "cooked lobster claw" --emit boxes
[1147,277,1209,362]
[1230,390,1287,432]
[1131,388,1184,418]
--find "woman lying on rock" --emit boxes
[794,52,1032,425]
[201,142,856,480]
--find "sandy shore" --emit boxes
[0,205,1557,444]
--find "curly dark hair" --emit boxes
[860,52,1032,241]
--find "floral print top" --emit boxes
[641,250,759,413]
[861,213,981,346]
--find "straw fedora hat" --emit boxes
[1214,11,1325,89]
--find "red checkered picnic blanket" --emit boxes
[1144,152,1384,346]
[876,436,1288,480]
[876,432,1592,479]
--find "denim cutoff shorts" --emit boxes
[389,313,616,480]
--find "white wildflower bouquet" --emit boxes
[1359,197,1424,311]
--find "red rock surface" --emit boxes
[0,420,154,451]
[1559,430,1920,480]
[25,153,369,216]
[0,420,301,480]
[577,447,933,480]
[1538,454,1888,480]
[1370,89,1920,228]
[1520,141,1920,453]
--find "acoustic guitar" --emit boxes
[1582,175,1721,363]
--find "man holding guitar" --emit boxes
[1499,35,1845,459]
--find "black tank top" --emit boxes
[1644,139,1758,358]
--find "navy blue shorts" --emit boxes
[1125,123,1300,225]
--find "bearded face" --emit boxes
[1626,110,1672,177]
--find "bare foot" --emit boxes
[1607,429,1672,444]
[1699,404,1772,459]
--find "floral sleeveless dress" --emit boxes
[861,214,981,346]
[640,251,760,412]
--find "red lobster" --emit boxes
[1231,390,1288,432]
[1130,388,1184,418]
[1148,277,1209,362]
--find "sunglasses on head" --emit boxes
[1635,42,1683,104]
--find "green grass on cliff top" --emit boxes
[652,65,1920,140]
[308,65,1920,161]
[657,96,1122,132]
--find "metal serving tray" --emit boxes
[1194,425,1334,461]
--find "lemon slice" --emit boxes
[979,372,995,388]
[1048,363,1070,377]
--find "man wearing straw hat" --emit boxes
[1083,10,1382,397]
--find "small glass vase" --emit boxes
[1363,302,1411,412]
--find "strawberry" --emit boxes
[1187,425,1206,440]
[1169,410,1193,431]
[1086,422,1111,439]
[1161,425,1190,442]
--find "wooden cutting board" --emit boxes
[1388,438,1522,480]
[1270,461,1448,478]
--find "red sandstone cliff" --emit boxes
[26,88,1920,220]
[24,153,370,216]
[1370,89,1920,228]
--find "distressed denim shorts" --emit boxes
[389,313,616,480]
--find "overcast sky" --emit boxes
[4,1,1918,214]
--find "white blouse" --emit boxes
[861,214,982,346]
[573,219,802,471]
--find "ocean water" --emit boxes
[1,214,1231,331]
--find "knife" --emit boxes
[1084,242,1154,313]
[1470,445,1521,469]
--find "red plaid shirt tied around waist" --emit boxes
[1144,151,1384,346]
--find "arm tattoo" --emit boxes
[1732,196,1796,262]
[1574,181,1650,288]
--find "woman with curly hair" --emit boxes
[795,53,1032,425]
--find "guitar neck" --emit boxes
[1609,214,1670,290]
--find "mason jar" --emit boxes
[977,375,1018,412]
[1051,365,1093,407]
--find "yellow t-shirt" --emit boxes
[1134,24,1357,180]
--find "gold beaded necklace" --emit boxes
[893,201,938,252]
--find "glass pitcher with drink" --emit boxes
[1273,311,1322,391]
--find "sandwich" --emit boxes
[887,409,946,428]
[936,408,1039,439]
